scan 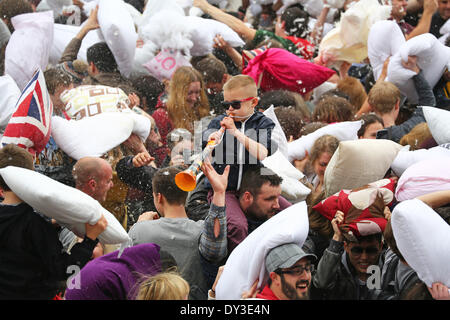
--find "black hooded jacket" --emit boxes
[0,202,97,299]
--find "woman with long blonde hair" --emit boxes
[166,66,210,133]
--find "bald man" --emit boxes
[73,157,114,203]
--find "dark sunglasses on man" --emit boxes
[350,246,379,256]
[221,96,256,110]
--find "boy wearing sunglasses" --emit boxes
[312,211,385,300]
[201,75,284,254]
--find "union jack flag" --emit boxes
[1,68,53,157]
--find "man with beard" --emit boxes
[255,243,317,300]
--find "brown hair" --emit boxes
[399,122,432,151]
[166,66,210,133]
[312,95,354,124]
[0,0,33,33]
[152,166,188,206]
[274,107,308,140]
[356,113,384,138]
[336,76,367,113]
[368,81,401,115]
[0,144,34,191]
[194,56,227,84]
[44,68,72,95]
[309,135,340,165]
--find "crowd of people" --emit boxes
[0,0,449,301]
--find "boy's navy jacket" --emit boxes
[201,110,278,191]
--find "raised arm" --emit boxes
[59,5,100,63]
[198,161,229,264]
[193,0,256,42]
[405,0,438,41]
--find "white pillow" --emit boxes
[392,199,450,291]
[50,23,102,65]
[287,120,362,163]
[0,75,21,130]
[139,10,194,55]
[0,166,130,245]
[215,201,309,300]
[5,11,54,91]
[324,139,403,197]
[97,0,137,77]
[185,16,245,56]
[423,106,450,145]
[391,145,450,177]
[368,20,406,81]
[51,112,150,160]
[263,106,288,159]
[387,34,450,104]
[395,158,450,201]
[262,151,311,202]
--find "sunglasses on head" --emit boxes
[221,96,255,110]
[350,246,379,256]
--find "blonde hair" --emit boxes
[136,271,190,300]
[399,122,432,150]
[167,66,210,133]
[368,81,401,115]
[223,74,257,96]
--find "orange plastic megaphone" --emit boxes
[175,127,225,191]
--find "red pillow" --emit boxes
[242,48,335,95]
[313,178,397,238]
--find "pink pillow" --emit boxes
[395,158,450,201]
[242,48,335,95]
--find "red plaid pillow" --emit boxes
[313,178,397,238]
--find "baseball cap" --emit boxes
[265,243,317,273]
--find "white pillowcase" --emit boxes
[5,11,54,91]
[287,120,362,163]
[324,139,403,197]
[423,106,450,145]
[262,151,311,202]
[184,16,245,56]
[368,20,406,81]
[50,23,102,65]
[0,166,130,245]
[391,145,450,177]
[395,158,450,201]
[97,0,137,77]
[388,34,450,104]
[392,199,450,291]
[0,75,21,130]
[215,201,309,300]
[51,112,150,160]
[263,106,288,159]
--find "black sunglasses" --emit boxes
[350,246,379,256]
[221,96,255,110]
[277,264,315,276]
